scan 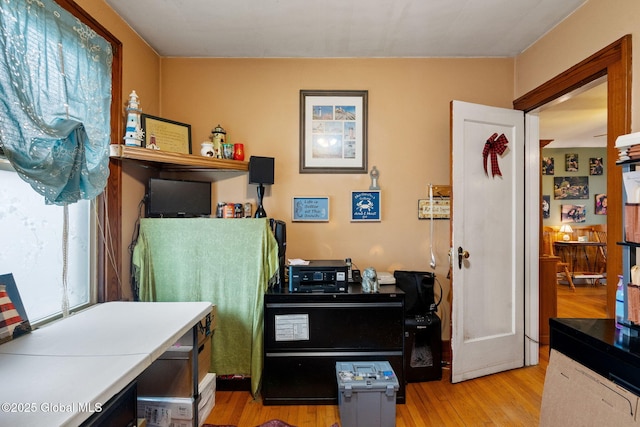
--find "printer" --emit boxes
[289,260,348,293]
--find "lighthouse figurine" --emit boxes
[123,90,144,147]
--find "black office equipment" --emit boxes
[145,178,211,218]
[394,270,442,382]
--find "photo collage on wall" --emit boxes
[541,155,606,221]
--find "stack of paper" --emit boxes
[615,132,640,162]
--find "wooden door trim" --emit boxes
[514,35,632,317]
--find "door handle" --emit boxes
[458,246,469,269]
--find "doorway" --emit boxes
[515,36,631,336]
[538,81,608,319]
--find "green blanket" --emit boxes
[133,218,278,396]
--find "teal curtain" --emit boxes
[0,0,112,205]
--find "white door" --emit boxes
[450,100,525,383]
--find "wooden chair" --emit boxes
[591,225,607,274]
[543,226,575,291]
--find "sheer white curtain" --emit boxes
[0,0,111,318]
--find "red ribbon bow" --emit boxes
[483,133,509,177]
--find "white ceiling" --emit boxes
[103,0,587,58]
[103,0,601,148]
[539,80,608,148]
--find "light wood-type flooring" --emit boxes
[205,283,607,427]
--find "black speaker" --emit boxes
[249,156,275,184]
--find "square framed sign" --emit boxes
[351,191,380,222]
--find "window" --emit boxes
[0,0,122,320]
[0,161,95,323]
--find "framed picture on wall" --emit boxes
[292,196,330,222]
[561,204,586,223]
[590,157,604,175]
[542,195,550,219]
[300,90,368,173]
[542,157,554,175]
[595,193,607,215]
[553,176,589,200]
[565,153,579,172]
[351,190,380,222]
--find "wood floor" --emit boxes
[205,283,607,427]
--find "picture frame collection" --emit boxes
[541,153,606,222]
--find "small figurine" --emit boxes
[369,166,380,190]
[123,90,144,147]
[362,267,379,293]
[147,133,159,150]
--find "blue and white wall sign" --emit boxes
[292,197,330,222]
[351,190,381,222]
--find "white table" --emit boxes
[0,301,211,427]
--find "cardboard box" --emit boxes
[198,372,216,423]
[137,336,212,397]
[141,373,216,427]
[541,349,640,426]
[138,396,195,422]
[626,204,640,243]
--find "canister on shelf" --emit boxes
[234,203,243,218]
[244,202,252,218]
[216,202,226,218]
[224,203,235,218]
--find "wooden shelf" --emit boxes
[109,144,248,171]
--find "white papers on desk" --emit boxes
[623,170,640,203]
[287,258,309,265]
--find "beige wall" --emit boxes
[158,58,514,332]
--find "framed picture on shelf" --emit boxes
[140,114,192,154]
[299,90,368,173]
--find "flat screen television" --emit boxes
[146,178,212,218]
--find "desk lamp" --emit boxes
[560,224,573,241]
[249,156,275,218]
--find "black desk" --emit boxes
[549,318,640,394]
[262,284,405,405]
